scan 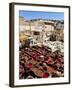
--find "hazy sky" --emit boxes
[19,10,64,20]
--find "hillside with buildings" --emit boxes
[19,16,64,51]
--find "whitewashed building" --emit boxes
[19,17,63,47]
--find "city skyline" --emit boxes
[19,10,64,21]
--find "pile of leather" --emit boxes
[19,45,64,79]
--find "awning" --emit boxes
[19,35,28,41]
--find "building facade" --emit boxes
[19,16,64,46]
